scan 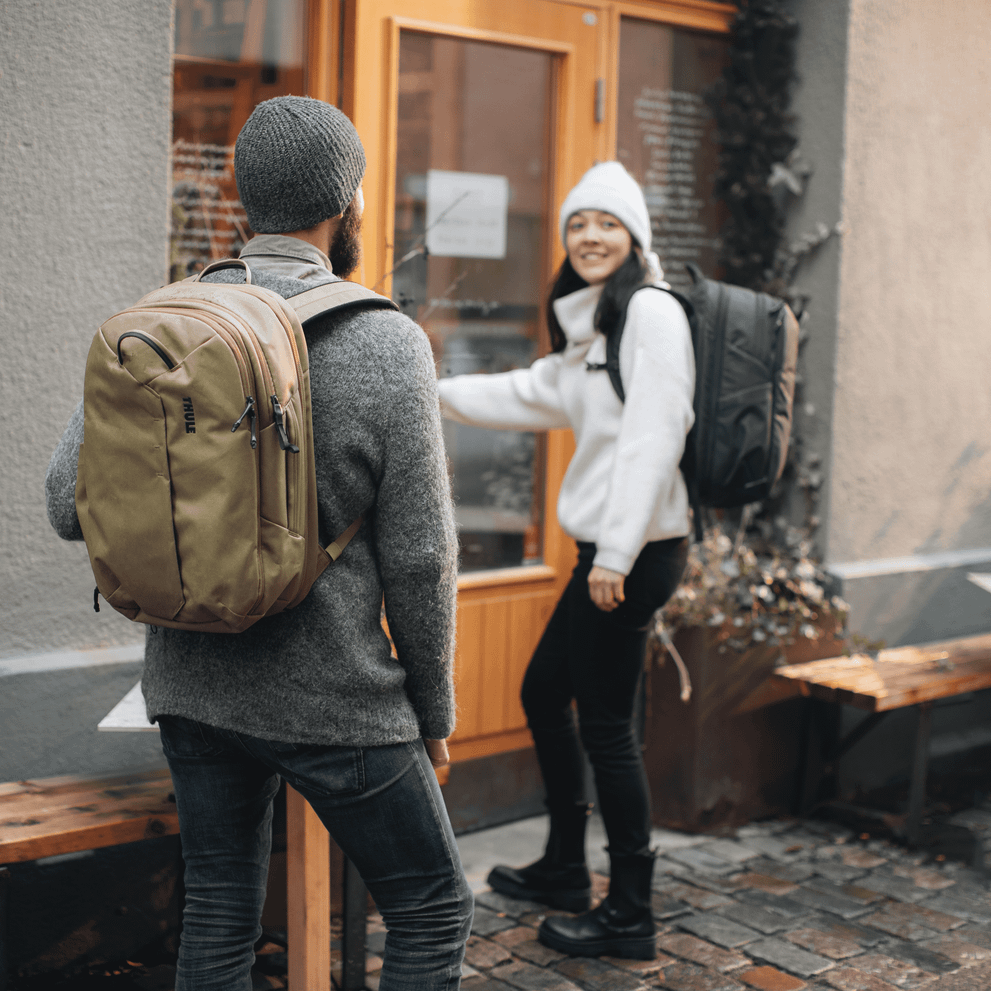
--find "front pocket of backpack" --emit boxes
[714,381,773,492]
[81,387,185,620]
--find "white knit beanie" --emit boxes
[558,162,663,280]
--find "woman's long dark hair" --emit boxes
[545,248,653,353]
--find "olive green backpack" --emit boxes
[75,259,397,633]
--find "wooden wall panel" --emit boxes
[453,601,484,739]
[504,594,556,729]
[450,588,559,757]
[479,600,511,735]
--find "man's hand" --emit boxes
[424,738,450,769]
[588,565,626,612]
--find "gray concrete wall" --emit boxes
[828,0,991,645]
[783,0,849,561]
[0,0,173,661]
[0,1,173,779]
[783,0,991,798]
[0,657,166,781]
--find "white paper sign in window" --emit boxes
[426,170,509,259]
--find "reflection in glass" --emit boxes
[171,0,306,282]
[617,18,729,291]
[394,32,553,572]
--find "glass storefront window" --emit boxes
[393,32,553,573]
[171,0,306,282]
[617,18,729,292]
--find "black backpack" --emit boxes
[599,263,799,540]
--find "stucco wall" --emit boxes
[0,0,174,659]
[831,2,991,569]
[783,0,849,561]
[780,1,991,796]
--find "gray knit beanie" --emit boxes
[234,96,366,234]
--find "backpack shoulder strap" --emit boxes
[286,281,396,564]
[288,281,399,326]
[603,284,695,403]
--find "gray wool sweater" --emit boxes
[45,265,458,746]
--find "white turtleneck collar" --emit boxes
[552,283,604,345]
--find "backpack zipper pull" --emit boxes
[271,395,299,453]
[232,396,257,449]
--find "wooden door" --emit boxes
[345,0,608,762]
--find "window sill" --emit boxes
[457,564,557,591]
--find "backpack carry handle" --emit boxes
[194,258,253,284]
[117,331,176,369]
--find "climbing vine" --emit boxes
[706,0,800,294]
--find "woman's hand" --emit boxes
[424,738,450,769]
[588,566,626,612]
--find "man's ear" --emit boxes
[324,211,345,253]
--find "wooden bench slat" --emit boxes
[1,793,178,832]
[867,661,991,711]
[1,815,180,864]
[4,779,174,819]
[775,656,871,681]
[772,632,991,712]
[868,632,991,667]
[0,770,178,864]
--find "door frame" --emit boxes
[378,17,582,606]
[343,0,614,601]
[328,0,735,765]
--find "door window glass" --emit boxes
[617,18,729,291]
[393,32,553,572]
[171,0,306,282]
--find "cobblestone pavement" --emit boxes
[361,807,991,991]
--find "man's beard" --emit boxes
[329,199,363,279]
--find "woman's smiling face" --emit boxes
[565,210,633,285]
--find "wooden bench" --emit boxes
[0,769,180,991]
[0,770,365,991]
[771,631,991,845]
[0,769,179,866]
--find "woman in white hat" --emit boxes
[437,162,694,959]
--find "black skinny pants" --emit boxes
[521,538,688,856]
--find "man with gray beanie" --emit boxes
[45,96,472,991]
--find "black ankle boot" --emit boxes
[537,851,655,959]
[487,803,592,912]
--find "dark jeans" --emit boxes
[159,717,473,991]
[521,538,688,856]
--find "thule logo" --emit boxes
[183,397,196,434]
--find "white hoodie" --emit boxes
[437,283,695,575]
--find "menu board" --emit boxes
[617,20,729,290]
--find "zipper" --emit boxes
[765,306,787,478]
[140,295,305,444]
[234,287,308,445]
[271,394,298,452]
[284,403,305,533]
[138,301,273,405]
[134,305,254,402]
[232,396,257,448]
[133,305,264,459]
[702,284,730,485]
